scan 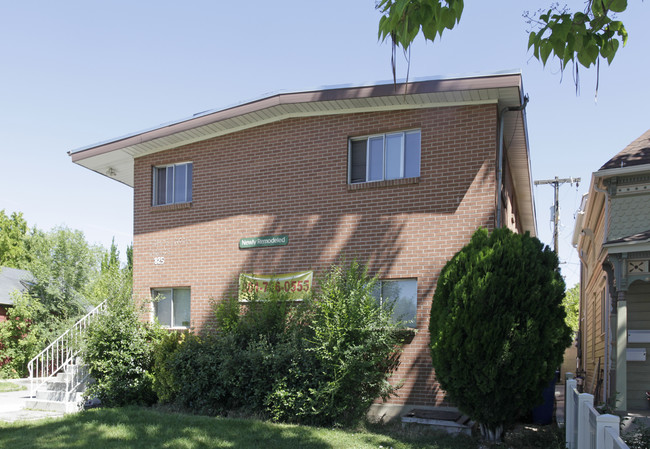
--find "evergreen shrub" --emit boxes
[429,227,572,442]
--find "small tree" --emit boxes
[429,228,571,442]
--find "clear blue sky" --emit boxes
[1,1,648,288]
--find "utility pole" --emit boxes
[534,176,580,256]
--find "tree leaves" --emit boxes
[526,2,629,71]
[376,0,632,91]
[377,0,463,49]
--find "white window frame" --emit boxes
[348,130,420,184]
[373,279,417,328]
[152,287,191,329]
[152,162,193,206]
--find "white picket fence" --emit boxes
[565,376,629,449]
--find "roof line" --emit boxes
[69,70,523,158]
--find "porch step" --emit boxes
[401,409,474,436]
[25,362,88,414]
[24,397,82,414]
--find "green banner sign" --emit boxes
[239,234,288,249]
[239,271,313,301]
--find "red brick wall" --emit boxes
[133,104,498,407]
[0,305,7,322]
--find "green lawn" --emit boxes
[0,381,26,392]
[0,406,479,449]
[0,406,564,449]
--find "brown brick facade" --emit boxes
[132,104,500,407]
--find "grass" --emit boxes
[0,381,26,392]
[0,406,564,449]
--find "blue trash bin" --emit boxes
[532,378,556,425]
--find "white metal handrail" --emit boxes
[28,300,107,398]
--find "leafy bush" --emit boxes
[83,296,163,407]
[299,261,402,426]
[0,293,44,378]
[429,228,572,442]
[624,421,650,449]
[163,261,403,427]
[151,330,187,403]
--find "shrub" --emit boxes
[301,260,402,426]
[0,293,44,378]
[429,228,572,442]
[151,330,187,403]
[165,261,403,427]
[83,296,163,407]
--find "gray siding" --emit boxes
[609,194,650,241]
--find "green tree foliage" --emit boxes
[376,0,631,86]
[429,228,572,442]
[0,210,134,379]
[83,295,163,407]
[0,292,45,378]
[526,1,628,70]
[87,238,133,306]
[27,226,103,321]
[563,283,580,333]
[0,210,30,269]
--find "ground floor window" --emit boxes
[152,287,191,328]
[372,279,417,328]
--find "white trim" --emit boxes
[595,164,650,178]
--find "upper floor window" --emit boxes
[349,130,420,184]
[153,162,193,206]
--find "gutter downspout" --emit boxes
[496,95,529,228]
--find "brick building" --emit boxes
[70,72,536,416]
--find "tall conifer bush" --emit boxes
[429,228,571,442]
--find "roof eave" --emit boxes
[68,72,534,233]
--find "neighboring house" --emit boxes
[573,129,650,413]
[69,72,536,416]
[0,266,34,322]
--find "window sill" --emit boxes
[151,202,192,212]
[348,177,419,191]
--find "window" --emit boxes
[600,288,607,335]
[372,279,417,328]
[349,130,420,184]
[152,288,191,328]
[153,162,193,206]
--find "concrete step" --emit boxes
[24,397,82,414]
[44,379,87,392]
[35,389,82,402]
[401,409,474,436]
